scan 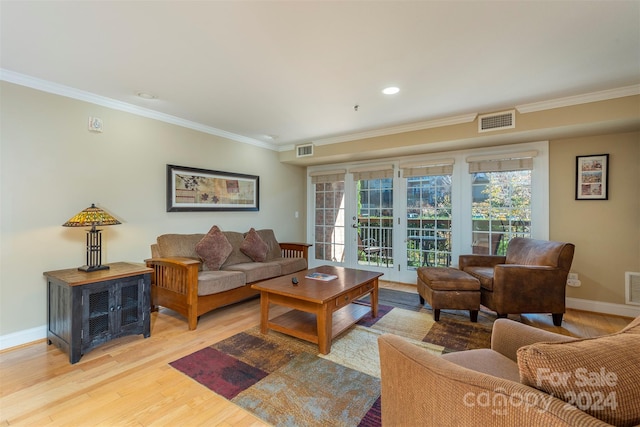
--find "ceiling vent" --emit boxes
[626,272,640,305]
[478,110,515,133]
[296,143,314,158]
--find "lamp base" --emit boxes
[78,264,110,272]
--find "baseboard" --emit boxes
[1,299,638,351]
[0,325,46,351]
[566,297,640,318]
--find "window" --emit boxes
[403,161,454,268]
[306,142,548,280]
[354,167,394,267]
[311,171,346,262]
[468,154,534,255]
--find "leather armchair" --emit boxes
[459,237,575,326]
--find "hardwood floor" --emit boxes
[1,281,633,426]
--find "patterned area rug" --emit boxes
[170,288,496,427]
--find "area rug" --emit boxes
[169,288,496,427]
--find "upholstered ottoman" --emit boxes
[417,267,481,322]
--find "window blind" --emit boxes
[466,150,537,173]
[349,165,394,180]
[400,158,455,178]
[309,169,346,184]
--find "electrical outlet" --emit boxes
[568,273,578,280]
[567,279,581,287]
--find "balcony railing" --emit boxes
[356,217,530,267]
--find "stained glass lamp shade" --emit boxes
[62,203,121,272]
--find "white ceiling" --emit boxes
[2,1,639,151]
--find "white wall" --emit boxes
[0,82,307,343]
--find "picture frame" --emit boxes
[167,164,259,211]
[575,154,609,200]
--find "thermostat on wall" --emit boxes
[88,116,103,132]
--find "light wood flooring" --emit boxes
[1,281,633,426]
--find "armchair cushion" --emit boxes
[462,266,495,290]
[442,349,521,382]
[517,319,640,426]
[195,225,233,270]
[240,228,269,262]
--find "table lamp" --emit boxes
[62,203,121,272]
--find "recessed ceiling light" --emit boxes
[136,92,157,100]
[382,86,400,95]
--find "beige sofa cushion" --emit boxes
[240,228,269,262]
[517,319,640,426]
[223,261,281,283]
[195,225,233,270]
[256,229,282,260]
[221,231,253,267]
[197,270,246,296]
[157,233,204,259]
[274,257,308,275]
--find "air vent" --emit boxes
[296,143,314,158]
[626,272,640,305]
[478,110,515,133]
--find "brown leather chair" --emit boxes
[459,237,575,326]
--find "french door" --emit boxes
[308,141,548,285]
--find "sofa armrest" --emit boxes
[145,257,200,300]
[378,334,607,426]
[459,254,506,270]
[490,319,576,362]
[279,242,312,261]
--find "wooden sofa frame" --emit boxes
[145,243,310,330]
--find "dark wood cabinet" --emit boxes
[44,262,152,364]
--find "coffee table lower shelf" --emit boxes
[267,302,371,347]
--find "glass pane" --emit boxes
[357,178,393,267]
[471,170,531,255]
[406,174,452,268]
[314,181,345,262]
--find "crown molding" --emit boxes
[516,84,640,114]
[0,69,278,151]
[301,113,479,150]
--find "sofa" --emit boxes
[146,226,310,330]
[378,315,640,426]
[459,237,575,326]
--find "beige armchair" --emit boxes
[459,237,575,326]
[378,316,640,426]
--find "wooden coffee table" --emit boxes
[252,265,383,354]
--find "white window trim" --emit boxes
[307,141,549,275]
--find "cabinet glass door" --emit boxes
[119,280,142,329]
[83,285,111,346]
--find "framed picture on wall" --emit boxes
[167,164,259,211]
[576,154,609,200]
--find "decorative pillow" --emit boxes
[517,332,640,426]
[195,226,233,270]
[240,228,269,262]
